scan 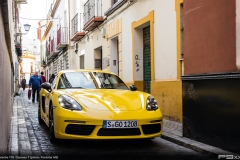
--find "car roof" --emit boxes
[58,69,116,75]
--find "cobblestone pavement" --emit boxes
[8,89,216,160]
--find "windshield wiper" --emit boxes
[67,87,85,89]
[99,87,115,89]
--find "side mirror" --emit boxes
[41,82,52,92]
[130,85,137,91]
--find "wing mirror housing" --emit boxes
[41,82,52,92]
[130,85,137,91]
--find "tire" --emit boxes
[38,101,44,124]
[49,103,58,143]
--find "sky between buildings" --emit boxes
[20,0,52,39]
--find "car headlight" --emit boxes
[58,95,82,111]
[146,96,158,111]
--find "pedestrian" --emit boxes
[29,72,42,103]
[40,71,47,83]
[49,74,55,84]
[21,77,26,91]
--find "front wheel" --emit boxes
[49,104,58,143]
[38,102,44,124]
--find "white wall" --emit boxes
[75,27,107,70]
[134,28,144,81]
[121,0,177,82]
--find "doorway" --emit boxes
[80,55,84,69]
[94,46,102,70]
[143,26,151,93]
[110,36,119,75]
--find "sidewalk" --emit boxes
[8,89,237,156]
[161,120,237,157]
[8,88,41,156]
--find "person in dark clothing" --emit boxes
[21,77,26,90]
[40,71,46,83]
[49,74,55,84]
[29,72,42,103]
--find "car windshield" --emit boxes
[92,72,129,90]
[57,71,129,90]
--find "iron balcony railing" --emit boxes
[50,38,54,53]
[104,0,127,16]
[48,43,50,55]
[83,0,102,26]
[57,27,68,47]
[50,37,57,54]
[71,13,78,37]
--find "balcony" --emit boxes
[41,60,46,67]
[104,0,127,17]
[83,0,105,32]
[71,13,85,42]
[15,45,22,57]
[56,27,68,50]
[49,38,58,58]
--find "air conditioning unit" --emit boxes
[15,0,27,4]
[101,28,106,38]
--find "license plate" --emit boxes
[103,120,138,128]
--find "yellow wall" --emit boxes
[106,18,122,77]
[175,0,183,79]
[125,81,134,88]
[149,0,184,122]
[132,11,155,82]
[151,80,182,122]
[134,81,144,92]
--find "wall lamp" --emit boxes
[15,23,31,36]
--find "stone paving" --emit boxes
[6,89,222,160]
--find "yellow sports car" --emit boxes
[39,69,163,143]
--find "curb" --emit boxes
[161,132,238,158]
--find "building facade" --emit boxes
[40,0,69,81]
[40,0,183,127]
[68,0,182,124]
[0,0,27,154]
[181,0,240,153]
[20,51,37,85]
[21,37,41,83]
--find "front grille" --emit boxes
[142,124,161,134]
[65,124,95,135]
[97,128,141,136]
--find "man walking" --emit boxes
[21,77,26,91]
[40,71,46,83]
[29,72,42,103]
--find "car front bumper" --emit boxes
[53,106,163,139]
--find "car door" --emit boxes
[45,74,58,126]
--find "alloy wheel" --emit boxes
[38,102,44,124]
[49,104,58,143]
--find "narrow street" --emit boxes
[8,89,215,160]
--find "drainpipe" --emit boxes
[68,0,71,69]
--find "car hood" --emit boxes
[64,89,145,111]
